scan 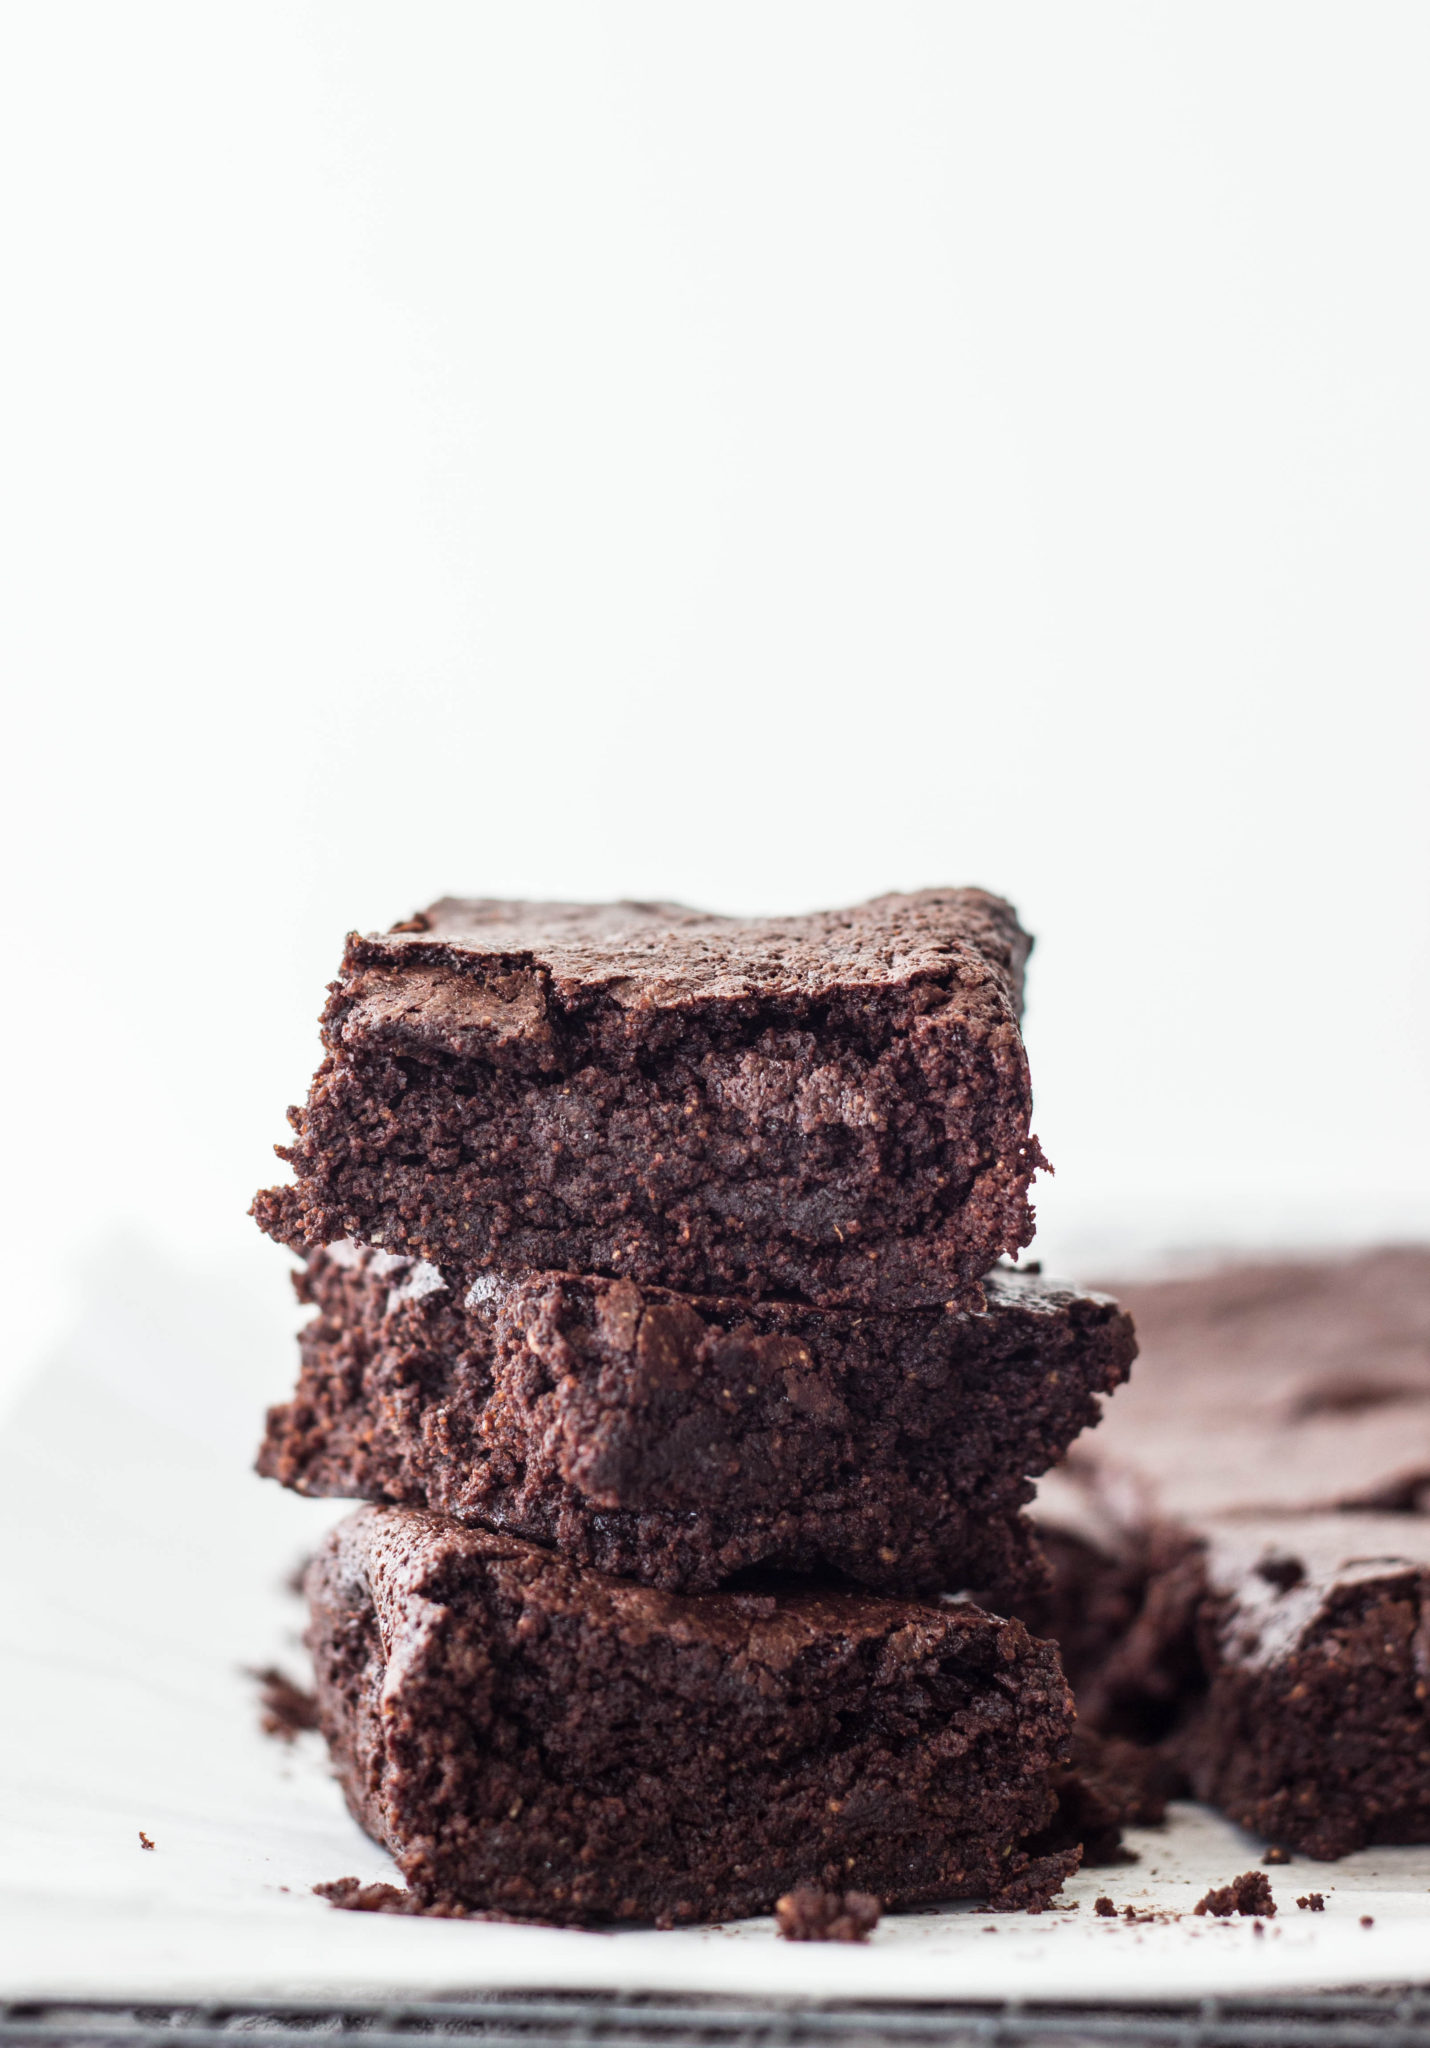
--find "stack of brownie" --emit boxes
[252,890,1137,1927]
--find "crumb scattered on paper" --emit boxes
[251,1665,319,1741]
[775,1886,881,1943]
[313,1878,555,1927]
[1195,1873,1276,1919]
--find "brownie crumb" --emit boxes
[1194,1871,1277,1918]
[775,1887,881,1943]
[313,1877,549,1925]
[1094,1895,1117,1917]
[1297,1893,1325,1911]
[1262,1846,1292,1865]
[138,1832,154,1851]
[315,1877,417,1914]
[251,1665,320,1740]
[313,1877,483,1920]
[1255,1553,1306,1592]
[283,1556,313,1598]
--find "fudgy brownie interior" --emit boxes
[261,1247,1135,1597]
[253,891,1045,1308]
[307,1505,1080,1925]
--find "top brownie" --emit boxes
[253,890,1045,1307]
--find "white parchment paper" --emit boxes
[4,1243,1428,2003]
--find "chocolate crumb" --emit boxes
[1194,1872,1277,1918]
[1255,1553,1306,1593]
[1361,1915,1375,1928]
[315,1877,422,1914]
[138,1832,154,1851]
[251,1665,320,1741]
[1262,1846,1291,1865]
[315,1875,536,1925]
[775,1886,881,1943]
[1297,1894,1325,1911]
[1094,1895,1117,1917]
[313,1877,518,1922]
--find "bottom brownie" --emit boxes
[307,1506,1079,1926]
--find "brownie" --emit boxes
[1026,1249,1430,1858]
[1066,1246,1430,1522]
[252,891,1045,1309]
[1165,1514,1430,1858]
[260,1246,1134,1598]
[305,1505,1079,1926]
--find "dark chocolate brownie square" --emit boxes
[1025,1250,1430,1858]
[306,1505,1079,1926]
[1175,1513,1430,1858]
[253,891,1044,1308]
[261,1248,1134,1598]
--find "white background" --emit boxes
[3,2,1428,1414]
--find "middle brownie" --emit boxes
[260,1246,1135,1597]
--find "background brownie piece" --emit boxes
[305,1505,1079,1926]
[1027,1247,1430,1706]
[253,891,1045,1308]
[1176,1513,1430,1858]
[261,1248,1135,1597]
[1068,1246,1430,1522]
[1024,1249,1430,1856]
[1077,1512,1430,1860]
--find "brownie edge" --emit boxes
[306,1506,1080,1926]
[253,890,1045,1309]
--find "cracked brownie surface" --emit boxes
[253,890,1045,1309]
[306,1505,1079,1926]
[261,1248,1134,1597]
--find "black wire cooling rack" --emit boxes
[3,1993,1430,2048]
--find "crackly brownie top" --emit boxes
[1198,1511,1430,1671]
[324,1504,1034,1670]
[1049,1247,1430,1525]
[349,888,1031,1012]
